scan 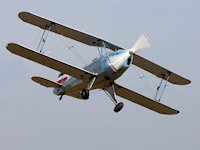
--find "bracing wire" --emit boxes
[55,33,87,65]
[53,25,87,65]
[133,66,155,98]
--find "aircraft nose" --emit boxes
[108,51,131,72]
[109,60,124,72]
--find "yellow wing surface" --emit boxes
[132,55,191,85]
[32,76,61,88]
[18,11,190,85]
[18,11,123,50]
[114,83,179,115]
[6,43,97,80]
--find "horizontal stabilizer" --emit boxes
[32,76,61,88]
[114,83,179,115]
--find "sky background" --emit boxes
[0,0,199,150]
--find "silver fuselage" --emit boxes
[53,49,133,98]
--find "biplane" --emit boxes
[6,12,191,114]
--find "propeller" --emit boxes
[129,33,152,54]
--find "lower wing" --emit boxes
[114,83,179,115]
[6,43,97,81]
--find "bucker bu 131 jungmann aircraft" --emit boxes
[6,12,191,114]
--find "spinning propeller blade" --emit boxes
[129,33,152,54]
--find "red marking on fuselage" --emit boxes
[57,77,68,84]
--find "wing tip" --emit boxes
[177,79,191,85]
[164,110,179,115]
[18,11,33,22]
[18,11,28,18]
[186,79,191,85]
[6,43,21,54]
[160,107,179,115]
[31,76,39,82]
[6,43,15,52]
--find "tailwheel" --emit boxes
[59,95,63,100]
[114,102,124,113]
[82,88,89,100]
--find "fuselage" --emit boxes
[53,49,133,98]
[85,49,132,79]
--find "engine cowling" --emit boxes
[109,50,131,72]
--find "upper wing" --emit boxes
[133,54,191,85]
[18,11,123,51]
[6,43,97,80]
[114,83,179,115]
[18,12,190,85]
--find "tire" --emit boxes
[114,102,124,112]
[82,88,89,100]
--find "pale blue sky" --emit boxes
[1,0,199,150]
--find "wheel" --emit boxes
[82,88,89,99]
[114,102,124,112]
[59,95,63,100]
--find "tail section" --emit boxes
[32,76,62,88]
[129,33,152,54]
[32,74,68,88]
[57,73,68,84]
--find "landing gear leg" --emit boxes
[104,85,124,113]
[81,77,96,100]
